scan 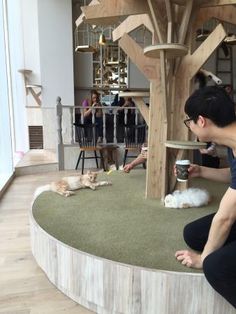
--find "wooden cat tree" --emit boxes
[79,0,236,199]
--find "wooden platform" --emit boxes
[30,202,235,314]
[143,44,188,59]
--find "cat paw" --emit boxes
[106,181,112,185]
[65,191,75,197]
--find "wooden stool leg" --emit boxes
[100,150,106,171]
[114,149,119,170]
[123,149,128,166]
[82,151,85,174]
[75,151,82,170]
[94,150,99,168]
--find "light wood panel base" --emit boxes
[30,208,235,314]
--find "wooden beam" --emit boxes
[134,98,150,125]
[112,14,154,42]
[165,0,173,42]
[178,0,193,44]
[81,0,149,25]
[179,23,227,79]
[75,0,99,27]
[172,0,236,5]
[119,33,159,80]
[171,23,226,147]
[194,6,236,32]
[146,80,167,199]
[200,0,236,7]
[147,0,167,43]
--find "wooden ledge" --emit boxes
[165,140,207,149]
[18,69,32,74]
[144,44,188,59]
[119,91,150,97]
[26,84,42,88]
[75,45,97,53]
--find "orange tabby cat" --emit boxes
[33,171,112,199]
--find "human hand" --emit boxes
[174,163,201,178]
[188,164,201,178]
[175,250,203,269]
[123,164,133,173]
[200,148,215,156]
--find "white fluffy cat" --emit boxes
[164,188,210,209]
[33,170,111,200]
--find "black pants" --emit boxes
[184,213,236,308]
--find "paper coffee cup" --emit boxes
[176,160,190,182]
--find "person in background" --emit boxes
[117,90,136,126]
[123,145,147,173]
[83,90,103,142]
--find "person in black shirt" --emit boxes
[175,86,236,308]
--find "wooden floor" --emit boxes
[15,149,57,167]
[0,171,94,314]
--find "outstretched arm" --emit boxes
[188,164,230,183]
[123,155,146,173]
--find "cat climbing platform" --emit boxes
[18,69,42,106]
[144,43,189,59]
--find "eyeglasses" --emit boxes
[184,117,193,129]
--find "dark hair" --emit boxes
[185,86,236,127]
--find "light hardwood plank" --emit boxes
[0,171,94,314]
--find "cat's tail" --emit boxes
[33,184,51,202]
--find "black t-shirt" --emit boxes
[228,148,236,189]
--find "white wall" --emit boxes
[38,0,74,107]
[36,0,74,150]
[0,0,13,187]
[21,0,41,85]
[128,60,149,89]
[7,0,29,153]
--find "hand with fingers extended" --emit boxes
[175,250,203,269]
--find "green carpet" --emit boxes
[32,170,227,273]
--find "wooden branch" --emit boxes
[147,0,167,43]
[146,80,167,199]
[172,0,236,6]
[165,0,173,22]
[178,23,227,79]
[28,87,42,106]
[134,98,149,125]
[160,51,168,124]
[194,6,236,32]
[112,14,154,42]
[165,0,173,42]
[178,0,193,44]
[81,0,149,25]
[75,0,99,27]
[119,33,159,80]
[200,0,236,7]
